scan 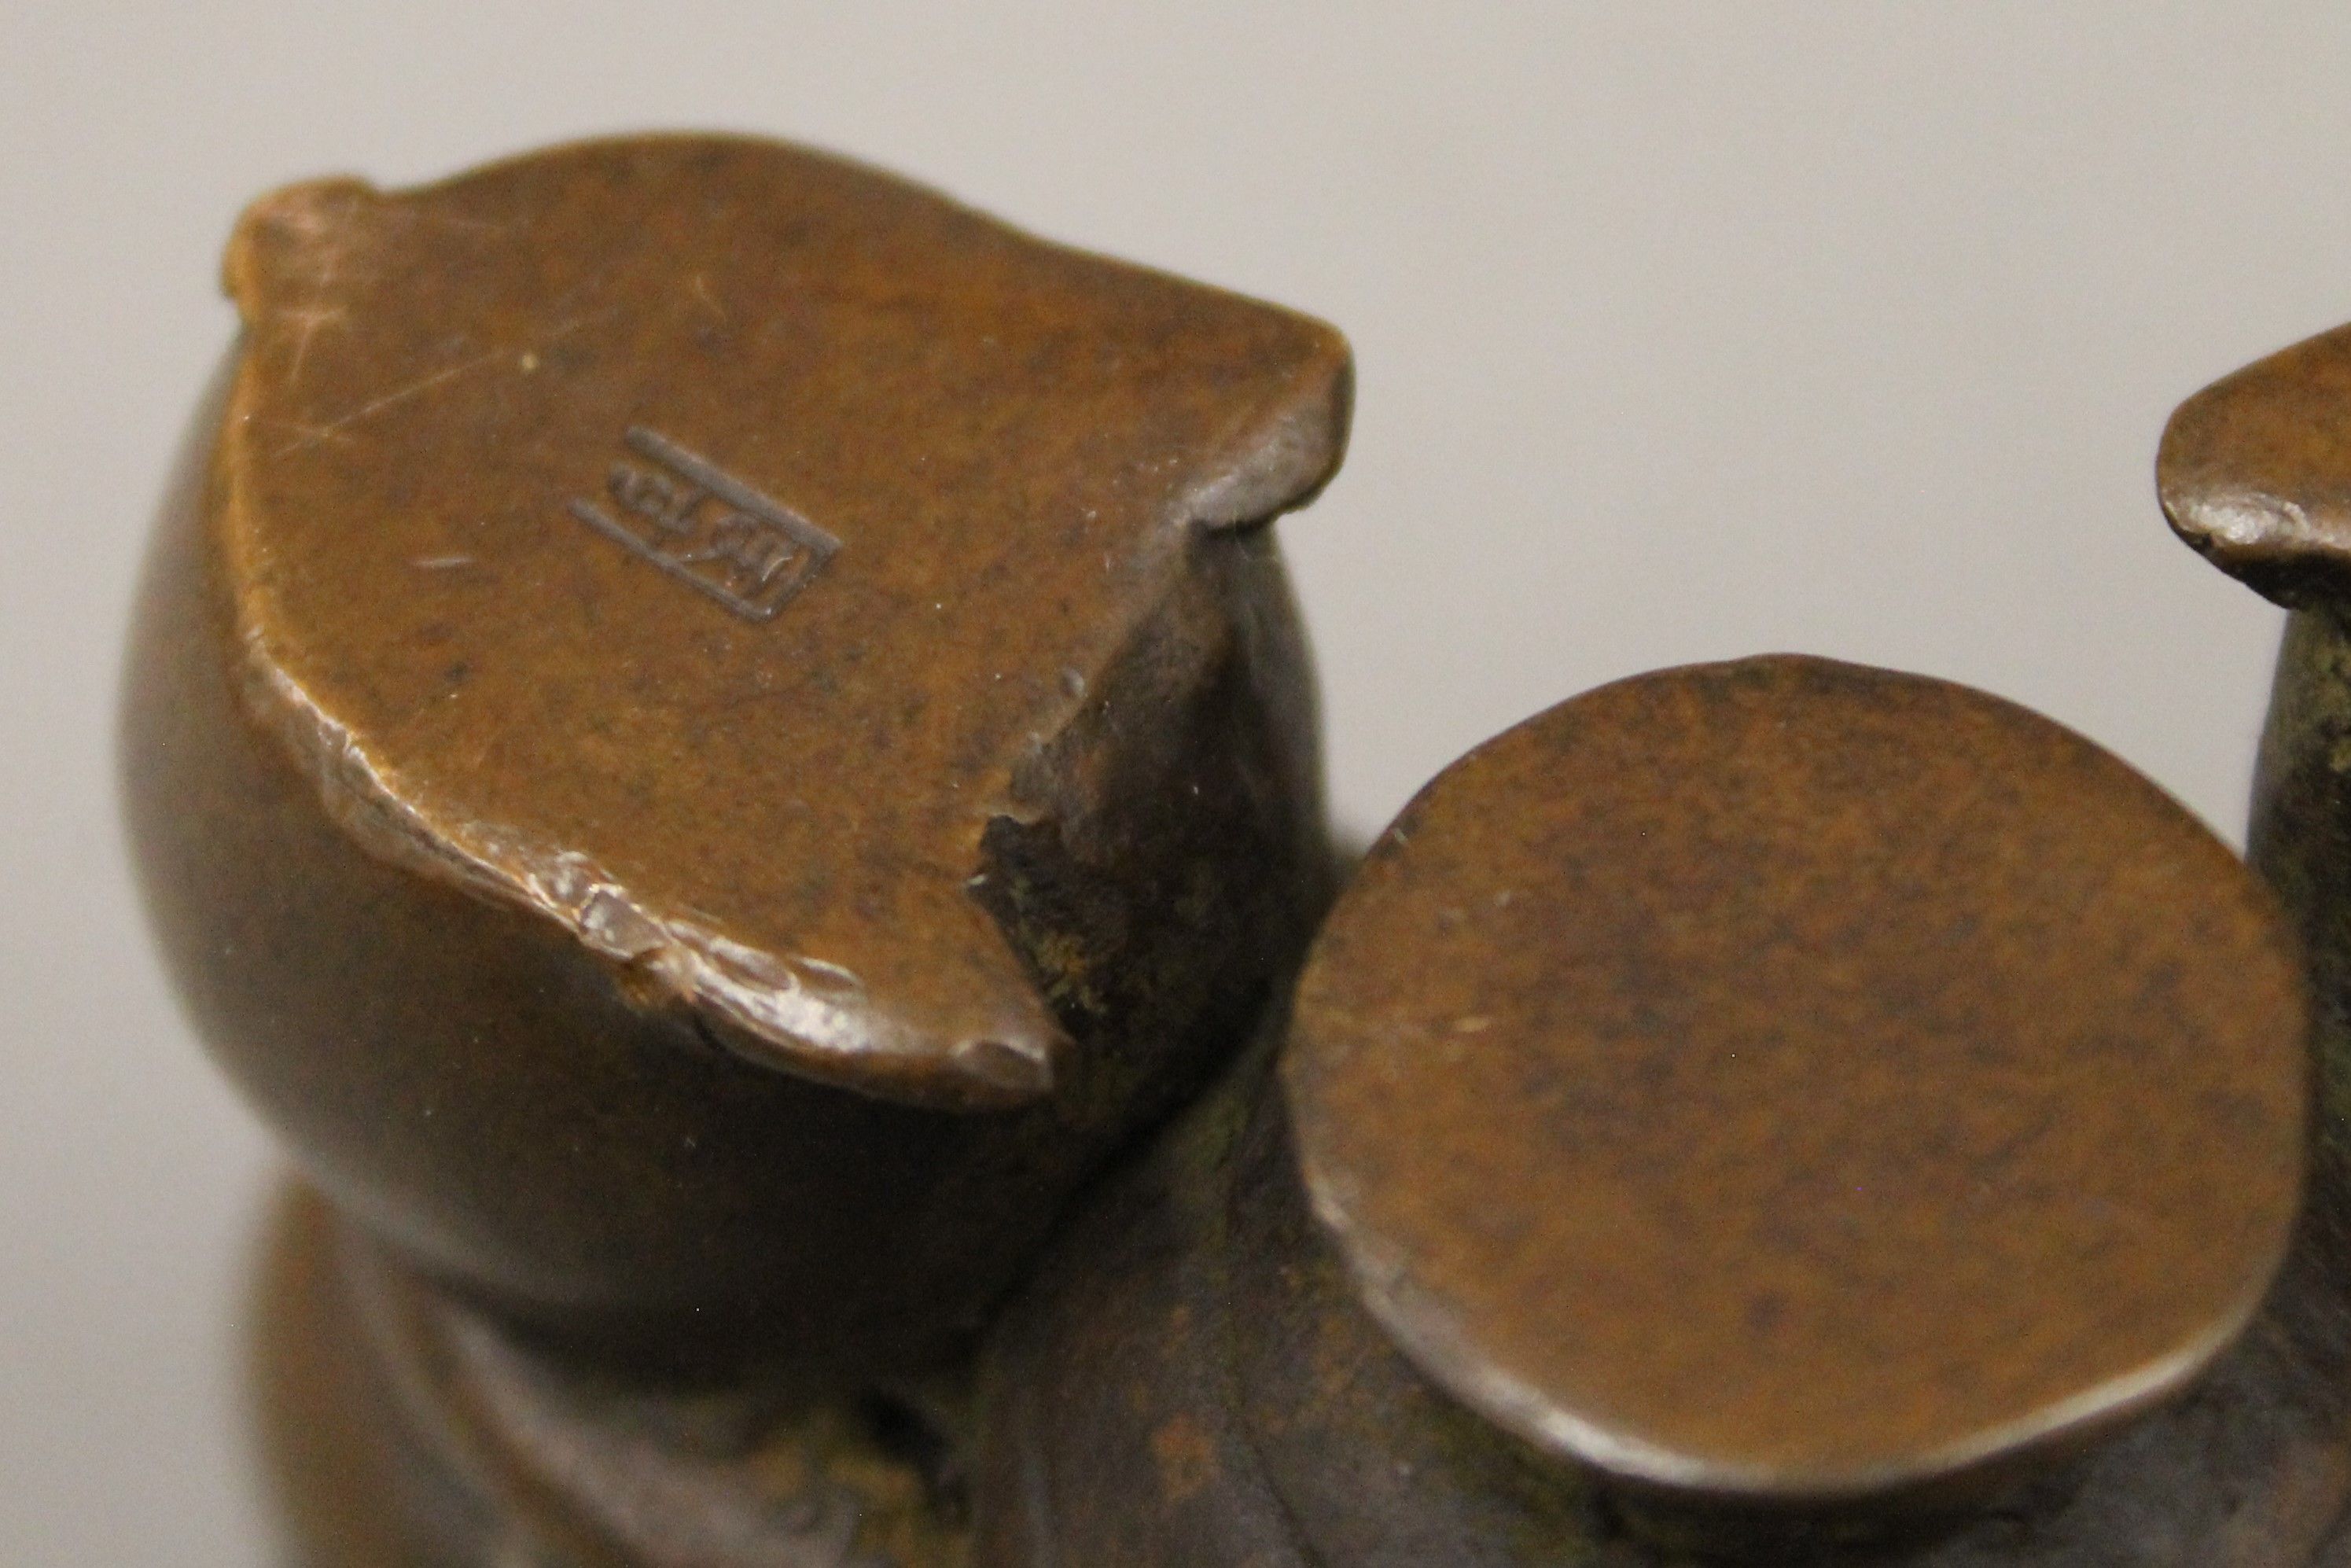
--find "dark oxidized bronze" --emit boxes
[121,132,2351,1565]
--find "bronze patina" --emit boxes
[977,657,2327,1564]
[121,134,1350,1562]
[2164,318,2351,1169]
[1286,658,2303,1507]
[123,131,2351,1567]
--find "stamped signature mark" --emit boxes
[569,427,841,622]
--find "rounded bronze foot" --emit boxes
[978,657,2323,1563]
[124,132,1351,1565]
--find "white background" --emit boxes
[5,5,2346,1560]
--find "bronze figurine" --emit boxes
[122,133,1348,1562]
[976,656,2327,1565]
[119,132,2351,1564]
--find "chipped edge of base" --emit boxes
[236,633,1055,1109]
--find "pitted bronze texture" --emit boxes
[1286,655,2305,1507]
[978,657,2321,1564]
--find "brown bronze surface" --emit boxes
[253,1187,490,1568]
[2150,311,2351,1564]
[980,1051,2351,1566]
[212,135,1347,1107]
[1286,655,2307,1507]
[121,133,1348,1375]
[129,133,2351,1566]
[2162,321,2351,609]
[257,1183,977,1567]
[980,656,2326,1564]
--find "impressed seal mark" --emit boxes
[570,428,841,622]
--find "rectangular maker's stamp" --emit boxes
[569,427,841,622]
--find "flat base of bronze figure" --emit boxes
[252,1185,971,1567]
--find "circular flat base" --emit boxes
[1286,655,2308,1505]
